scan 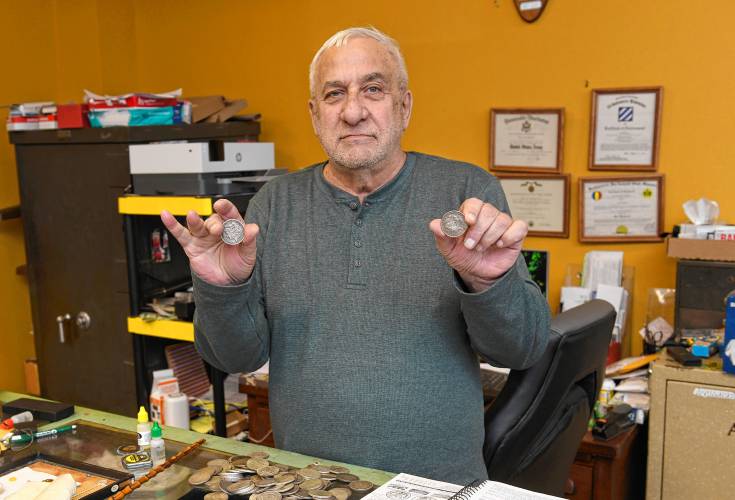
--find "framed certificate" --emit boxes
[579,175,665,242]
[498,173,570,238]
[490,108,563,173]
[589,87,663,171]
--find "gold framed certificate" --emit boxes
[490,108,563,173]
[498,173,570,238]
[589,87,663,171]
[579,175,664,242]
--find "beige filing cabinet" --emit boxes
[647,352,735,499]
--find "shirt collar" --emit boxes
[314,152,416,204]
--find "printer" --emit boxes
[129,141,283,195]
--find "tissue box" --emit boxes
[666,237,735,262]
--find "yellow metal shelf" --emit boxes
[118,196,213,216]
[127,316,194,342]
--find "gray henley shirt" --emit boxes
[192,152,550,484]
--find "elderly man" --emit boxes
[161,27,549,484]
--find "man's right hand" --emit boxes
[160,199,259,286]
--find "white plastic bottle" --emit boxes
[137,406,152,450]
[149,422,166,465]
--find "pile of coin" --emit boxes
[188,451,375,499]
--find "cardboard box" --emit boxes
[204,99,248,123]
[647,354,735,499]
[187,95,226,123]
[666,236,735,262]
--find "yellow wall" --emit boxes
[129,0,734,355]
[0,0,136,390]
[2,0,734,389]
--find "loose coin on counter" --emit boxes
[348,480,374,493]
[204,493,228,500]
[329,487,352,500]
[336,473,359,483]
[188,466,217,486]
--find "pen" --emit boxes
[9,424,77,444]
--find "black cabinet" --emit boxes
[10,123,259,416]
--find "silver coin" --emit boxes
[255,477,277,487]
[204,477,222,490]
[298,468,322,480]
[336,473,359,483]
[188,466,216,486]
[440,210,468,238]
[275,473,297,484]
[204,493,229,500]
[248,457,271,470]
[301,478,325,491]
[348,481,374,493]
[261,492,284,500]
[250,450,271,459]
[329,466,350,474]
[258,465,282,477]
[204,492,229,500]
[310,489,335,500]
[221,218,245,245]
[208,458,231,468]
[329,487,352,500]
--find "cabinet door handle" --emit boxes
[56,313,71,343]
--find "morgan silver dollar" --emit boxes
[440,210,468,238]
[221,218,245,245]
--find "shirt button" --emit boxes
[349,201,358,210]
[355,218,363,226]
[354,260,361,268]
[364,201,371,207]
[354,240,362,248]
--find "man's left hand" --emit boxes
[429,198,528,293]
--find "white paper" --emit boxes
[581,251,623,289]
[468,480,563,500]
[0,467,56,500]
[364,474,563,500]
[363,473,461,500]
[614,377,649,393]
[610,368,649,380]
[560,287,593,312]
[596,284,628,340]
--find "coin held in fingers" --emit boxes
[440,210,468,238]
[221,219,245,245]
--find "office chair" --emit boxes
[483,299,616,496]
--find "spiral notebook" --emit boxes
[448,478,562,500]
[363,473,562,500]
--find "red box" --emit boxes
[57,104,89,129]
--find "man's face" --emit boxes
[309,37,412,170]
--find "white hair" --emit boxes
[309,27,409,97]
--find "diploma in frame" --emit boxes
[589,87,663,171]
[490,108,563,173]
[498,174,570,238]
[579,175,664,243]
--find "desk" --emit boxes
[0,391,393,499]
[566,426,645,500]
